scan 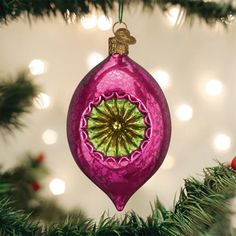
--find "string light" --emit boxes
[176,104,193,121]
[97,15,112,31]
[42,129,58,145]
[213,134,231,151]
[34,93,50,109]
[49,178,65,195]
[87,52,104,69]
[28,59,46,75]
[81,15,97,29]
[151,69,170,89]
[205,79,223,96]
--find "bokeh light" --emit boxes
[176,104,193,121]
[151,69,170,89]
[42,129,58,145]
[97,15,112,31]
[81,15,97,29]
[34,93,50,110]
[64,10,76,24]
[166,6,185,26]
[28,59,46,75]
[49,178,66,195]
[205,79,223,96]
[213,134,231,151]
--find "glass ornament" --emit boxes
[67,23,171,211]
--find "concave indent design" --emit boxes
[86,97,147,158]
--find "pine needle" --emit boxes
[0,71,39,133]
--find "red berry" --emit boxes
[31,181,41,191]
[36,153,45,163]
[230,156,236,170]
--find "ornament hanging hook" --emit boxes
[112,21,127,35]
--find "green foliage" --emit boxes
[0,153,86,225]
[0,162,235,235]
[0,72,39,133]
[0,198,40,236]
[0,0,235,26]
[1,153,49,221]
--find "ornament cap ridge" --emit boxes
[109,22,136,55]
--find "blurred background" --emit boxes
[0,4,235,224]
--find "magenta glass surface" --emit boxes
[67,54,171,211]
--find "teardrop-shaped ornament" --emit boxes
[67,22,171,211]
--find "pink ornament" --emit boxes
[67,53,171,211]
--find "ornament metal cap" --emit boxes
[109,22,136,55]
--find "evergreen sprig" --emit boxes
[0,198,40,236]
[0,153,86,225]
[0,71,39,133]
[0,162,235,235]
[0,0,235,26]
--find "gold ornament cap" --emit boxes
[109,22,136,55]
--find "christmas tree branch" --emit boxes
[159,163,236,236]
[0,198,41,236]
[0,162,235,235]
[0,71,39,133]
[0,153,86,225]
[0,0,235,26]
